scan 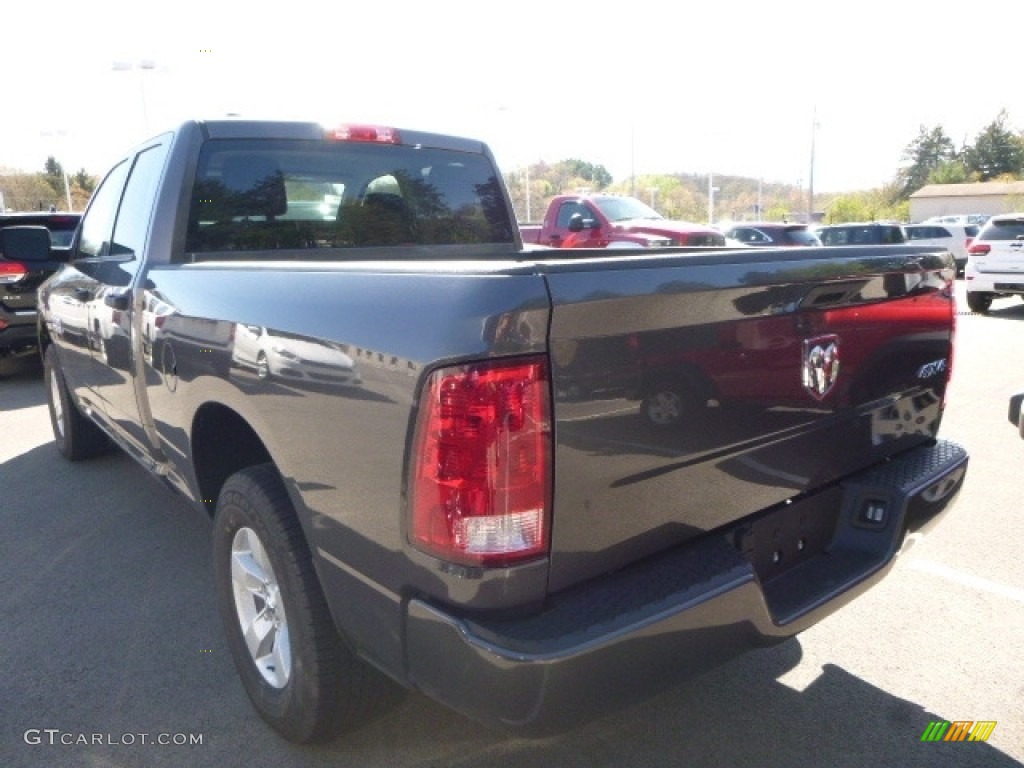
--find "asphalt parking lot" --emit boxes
[1,281,1022,768]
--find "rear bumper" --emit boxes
[405,439,967,732]
[966,271,1024,294]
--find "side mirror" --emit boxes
[0,225,52,262]
[567,213,585,233]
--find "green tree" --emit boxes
[0,172,62,211]
[44,156,64,178]
[896,125,956,199]
[928,160,970,185]
[825,188,907,224]
[963,110,1024,181]
[73,168,95,193]
[563,159,612,189]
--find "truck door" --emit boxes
[551,200,603,248]
[46,159,131,418]
[86,141,171,455]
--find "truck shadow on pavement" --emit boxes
[1,440,1017,768]
[0,356,45,411]
[330,642,1016,768]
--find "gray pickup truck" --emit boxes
[29,120,968,743]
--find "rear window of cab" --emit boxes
[184,139,514,256]
[979,218,1024,240]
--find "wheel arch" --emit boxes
[640,362,716,403]
[191,402,275,517]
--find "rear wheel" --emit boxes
[43,345,111,460]
[213,464,397,742]
[641,383,701,427]
[966,292,992,314]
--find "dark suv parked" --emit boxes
[721,222,821,247]
[816,222,905,246]
[0,213,81,371]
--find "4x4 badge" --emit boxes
[802,335,840,400]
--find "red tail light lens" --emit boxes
[410,356,551,566]
[0,260,28,284]
[967,242,990,256]
[328,125,401,144]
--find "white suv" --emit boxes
[964,213,1024,313]
[903,223,979,276]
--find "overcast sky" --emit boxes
[2,0,1020,193]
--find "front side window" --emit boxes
[184,139,513,256]
[102,143,170,286]
[78,161,131,259]
[555,202,594,229]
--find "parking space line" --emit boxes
[906,559,1024,604]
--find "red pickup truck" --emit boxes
[521,194,725,248]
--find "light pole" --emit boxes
[807,106,819,223]
[648,187,658,211]
[113,59,157,134]
[708,173,720,225]
[523,165,531,223]
[630,122,637,198]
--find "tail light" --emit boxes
[410,356,551,566]
[965,237,974,250]
[968,242,990,256]
[0,261,28,284]
[328,125,401,144]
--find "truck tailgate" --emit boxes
[540,246,955,591]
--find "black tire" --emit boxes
[213,464,397,743]
[43,345,111,460]
[966,292,992,314]
[641,382,701,427]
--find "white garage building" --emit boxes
[909,181,1024,223]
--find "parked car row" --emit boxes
[719,220,980,277]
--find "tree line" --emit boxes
[5,110,1020,224]
[502,109,1024,225]
[0,157,97,213]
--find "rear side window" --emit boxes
[185,139,514,256]
[820,226,903,245]
[819,228,849,245]
[730,227,771,244]
[780,227,819,246]
[979,219,1024,241]
[905,226,948,240]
